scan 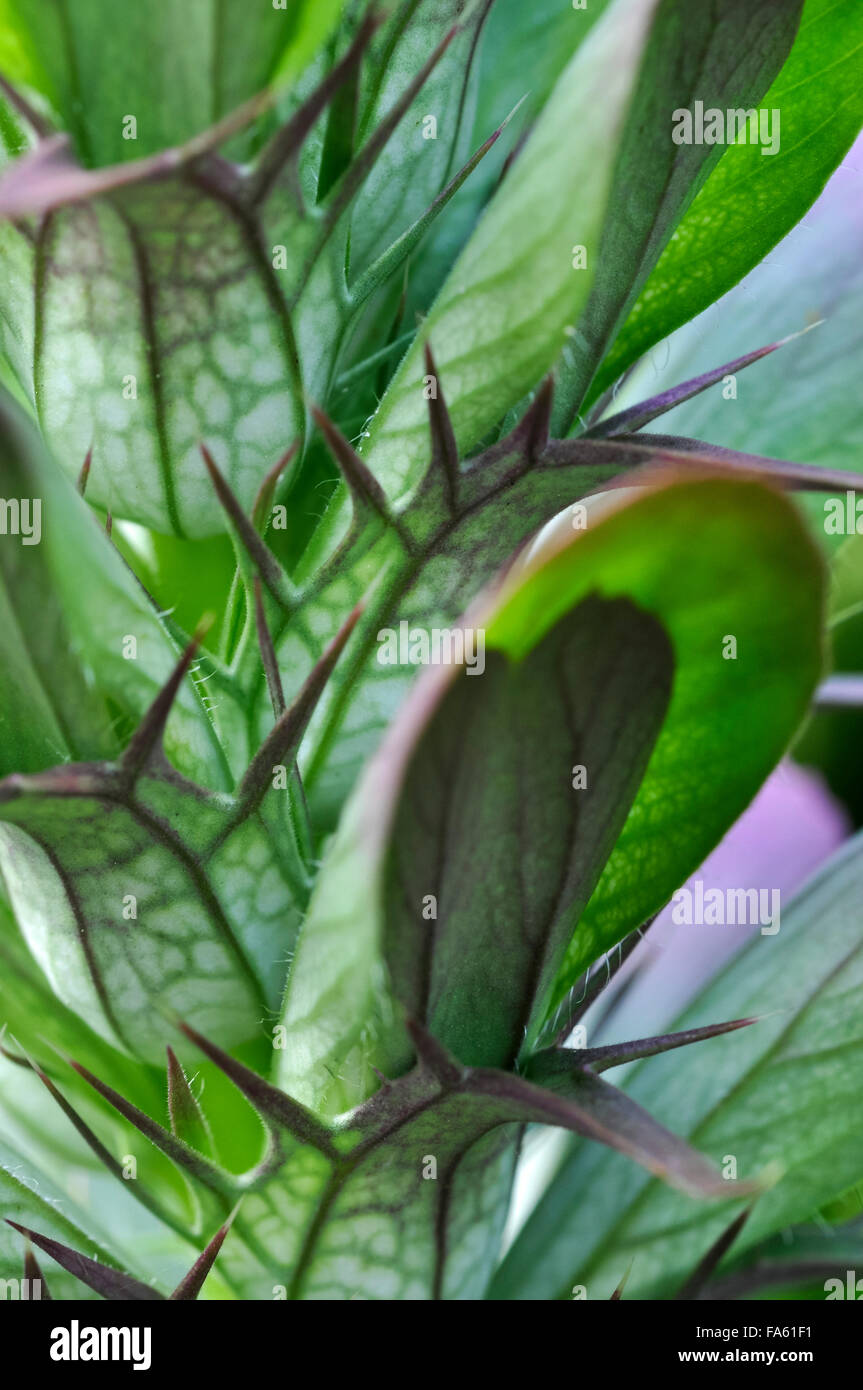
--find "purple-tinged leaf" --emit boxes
[464,1069,758,1200]
[530,1016,761,1078]
[676,1207,752,1301]
[168,1210,238,1301]
[178,1023,339,1160]
[587,327,819,439]
[5,1221,163,1301]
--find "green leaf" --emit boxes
[29,181,306,539]
[382,595,672,1069]
[0,763,296,1064]
[0,12,466,538]
[0,1141,134,1300]
[0,394,230,786]
[491,830,863,1300]
[346,0,491,281]
[486,477,824,1019]
[590,0,863,406]
[607,142,863,514]
[1,0,343,166]
[550,0,804,432]
[292,397,628,826]
[278,476,822,1114]
[359,0,662,504]
[359,0,802,497]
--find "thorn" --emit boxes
[121,616,214,782]
[178,1023,339,1160]
[68,1059,235,1196]
[253,577,286,719]
[311,405,396,531]
[579,1015,763,1074]
[105,510,113,538]
[5,1221,163,1301]
[23,1240,52,1300]
[423,342,459,511]
[517,376,554,461]
[77,445,93,496]
[251,441,298,531]
[249,8,383,205]
[237,601,363,813]
[610,1259,634,1300]
[201,443,293,604]
[169,1205,240,1300]
[405,1018,464,1089]
[676,1206,753,1301]
[590,322,825,440]
[318,21,459,237]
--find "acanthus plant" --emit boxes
[0,0,861,1302]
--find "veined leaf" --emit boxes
[0,765,294,1064]
[381,595,672,1070]
[491,831,863,1300]
[279,476,822,1113]
[590,0,863,406]
[359,0,661,503]
[359,0,801,498]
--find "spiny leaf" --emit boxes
[279,589,673,1112]
[5,1221,163,1301]
[464,1069,758,1201]
[201,444,295,604]
[587,327,820,439]
[169,1210,238,1301]
[69,1058,237,1197]
[528,1017,761,1078]
[178,1022,339,1160]
[492,830,863,1300]
[166,1046,215,1158]
[676,1207,753,1301]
